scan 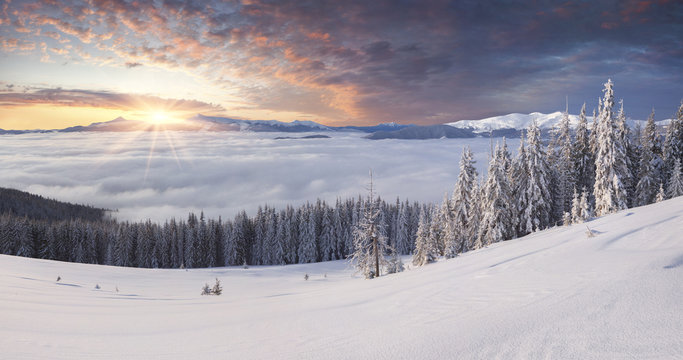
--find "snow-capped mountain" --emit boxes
[448,111,589,133]
[447,111,670,134]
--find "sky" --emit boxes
[0,0,681,129]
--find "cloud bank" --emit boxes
[0,131,515,222]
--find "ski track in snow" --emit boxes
[1,197,682,359]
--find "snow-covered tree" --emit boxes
[510,133,528,236]
[635,109,663,206]
[666,158,683,199]
[412,206,439,266]
[554,106,577,217]
[615,100,635,202]
[663,103,683,181]
[520,121,553,233]
[450,146,478,254]
[318,206,335,262]
[442,192,458,259]
[656,183,666,203]
[593,79,629,216]
[579,189,592,221]
[573,103,595,198]
[298,205,317,264]
[350,172,389,278]
[570,188,581,224]
[478,143,514,246]
[395,201,411,255]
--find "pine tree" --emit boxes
[663,103,683,181]
[351,172,389,278]
[616,100,635,204]
[593,79,629,216]
[655,183,666,203]
[298,205,317,264]
[570,188,582,224]
[428,205,444,256]
[521,121,553,233]
[395,201,411,255]
[478,143,514,246]
[451,146,478,253]
[318,206,335,262]
[573,103,595,198]
[666,158,683,199]
[412,206,439,266]
[635,109,663,206]
[442,192,459,259]
[554,106,577,217]
[468,179,483,250]
[511,133,528,236]
[580,188,593,221]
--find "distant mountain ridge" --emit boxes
[0,111,670,137]
[0,114,413,134]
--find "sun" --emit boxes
[151,111,170,124]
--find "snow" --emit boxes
[2,197,682,359]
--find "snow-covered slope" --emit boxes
[1,197,682,359]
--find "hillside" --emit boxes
[1,197,681,359]
[0,187,107,222]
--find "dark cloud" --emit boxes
[1,0,681,123]
[125,61,142,68]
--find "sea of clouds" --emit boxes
[1,131,518,222]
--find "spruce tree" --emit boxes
[451,146,478,253]
[615,100,635,204]
[554,106,577,217]
[663,103,683,180]
[573,103,595,197]
[478,144,514,246]
[521,121,553,232]
[635,109,662,206]
[656,183,666,203]
[412,206,438,266]
[511,133,528,236]
[351,172,389,278]
[570,188,582,224]
[593,79,629,216]
[666,158,683,199]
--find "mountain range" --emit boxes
[1,112,670,139]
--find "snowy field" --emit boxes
[1,197,681,359]
[0,131,516,222]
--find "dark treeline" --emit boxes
[0,187,107,222]
[0,197,427,268]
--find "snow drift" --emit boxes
[1,197,681,359]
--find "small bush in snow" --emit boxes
[202,279,222,295]
[201,283,211,295]
[304,273,309,281]
[212,278,222,296]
